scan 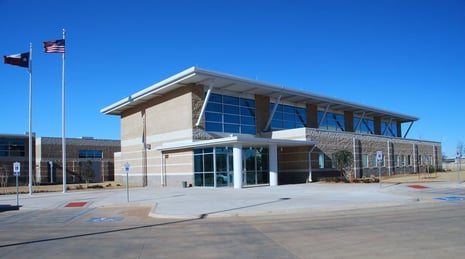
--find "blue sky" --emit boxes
[1,0,464,158]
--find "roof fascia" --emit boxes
[100,66,198,115]
[101,66,419,122]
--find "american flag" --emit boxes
[43,39,65,53]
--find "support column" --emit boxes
[308,151,313,182]
[269,144,278,186]
[233,144,243,189]
[387,140,391,176]
[353,138,359,179]
[413,144,418,174]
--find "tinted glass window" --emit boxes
[205,93,256,134]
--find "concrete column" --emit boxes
[308,151,313,182]
[269,144,278,186]
[354,138,363,178]
[233,144,243,189]
[387,140,391,176]
[413,144,418,174]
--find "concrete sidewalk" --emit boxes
[1,182,463,218]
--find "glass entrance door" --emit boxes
[243,148,269,186]
[194,147,268,187]
[215,148,233,187]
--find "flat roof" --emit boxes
[101,66,418,123]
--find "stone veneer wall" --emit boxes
[305,128,441,178]
[274,128,441,182]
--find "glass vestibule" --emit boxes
[244,148,269,185]
[194,147,269,187]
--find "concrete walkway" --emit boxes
[1,182,464,218]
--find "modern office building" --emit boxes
[101,67,441,189]
[0,134,119,187]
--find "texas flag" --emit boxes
[4,52,30,68]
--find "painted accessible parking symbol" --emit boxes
[88,217,124,223]
[434,196,465,201]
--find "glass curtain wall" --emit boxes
[318,111,344,131]
[204,93,256,134]
[381,121,398,137]
[354,117,374,134]
[194,147,269,187]
[270,103,307,130]
[194,148,214,187]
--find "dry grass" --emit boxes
[0,181,126,195]
[383,170,465,183]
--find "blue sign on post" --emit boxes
[376,151,383,163]
[376,151,383,188]
[124,162,130,202]
[124,162,130,173]
[13,162,20,206]
[13,162,20,176]
[456,150,462,183]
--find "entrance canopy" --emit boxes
[155,135,317,152]
[156,135,317,189]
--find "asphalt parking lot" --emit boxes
[1,182,465,258]
[2,182,465,258]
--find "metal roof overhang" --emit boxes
[156,135,317,152]
[101,66,418,123]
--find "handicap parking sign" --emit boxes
[13,162,20,176]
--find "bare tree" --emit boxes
[0,166,8,192]
[457,142,464,158]
[334,150,353,182]
[82,160,94,187]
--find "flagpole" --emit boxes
[62,29,67,193]
[28,43,33,195]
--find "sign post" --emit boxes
[456,150,461,183]
[13,162,20,207]
[124,162,130,202]
[376,151,383,188]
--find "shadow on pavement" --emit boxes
[0,197,291,248]
[0,204,20,212]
